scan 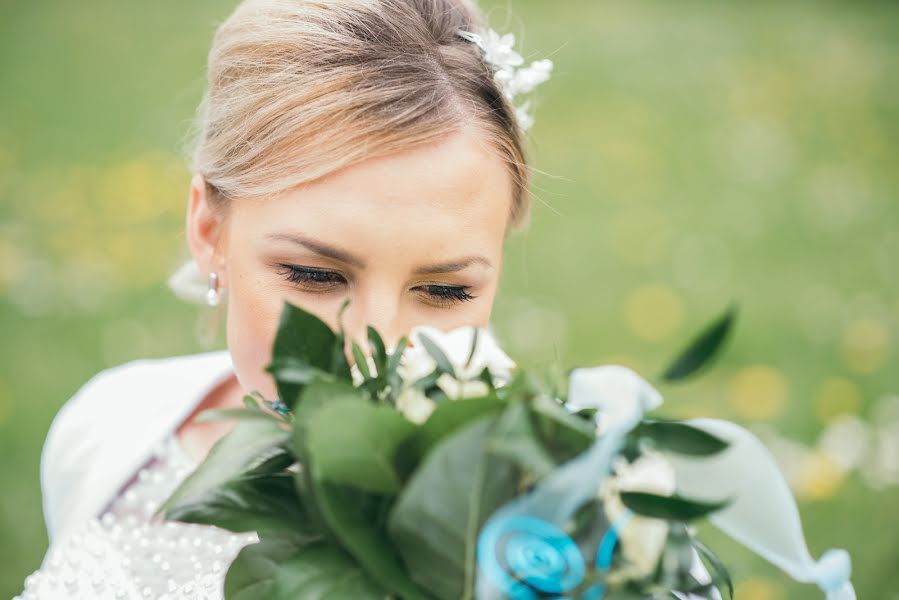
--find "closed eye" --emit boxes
[413,284,476,307]
[277,264,477,307]
[277,264,346,292]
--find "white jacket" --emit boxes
[40,349,234,559]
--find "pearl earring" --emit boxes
[206,271,222,306]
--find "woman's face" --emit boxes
[187,127,514,400]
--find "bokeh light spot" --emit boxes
[0,238,23,293]
[815,376,862,424]
[728,365,788,420]
[841,317,890,374]
[796,451,846,501]
[734,577,785,600]
[625,284,684,342]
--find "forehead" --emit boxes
[231,128,514,246]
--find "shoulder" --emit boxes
[43,350,232,441]
[40,350,232,542]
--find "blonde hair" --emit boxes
[187,0,533,227]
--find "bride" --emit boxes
[18,1,534,597]
[18,0,713,598]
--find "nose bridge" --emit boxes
[342,283,404,352]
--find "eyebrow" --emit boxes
[265,232,492,274]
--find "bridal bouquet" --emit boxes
[161,301,856,599]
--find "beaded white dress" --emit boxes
[16,433,258,600]
[15,350,246,600]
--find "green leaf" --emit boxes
[661,521,698,589]
[403,396,505,460]
[242,445,296,478]
[308,482,432,600]
[385,336,410,403]
[331,299,353,381]
[351,341,371,380]
[367,326,387,379]
[464,328,479,370]
[635,420,729,456]
[416,332,456,375]
[195,407,282,424]
[495,369,539,403]
[265,356,331,392]
[301,399,416,495]
[387,336,409,375]
[270,545,391,599]
[692,538,733,599]
[295,378,364,414]
[531,394,595,463]
[330,331,352,383]
[225,537,387,600]
[288,393,429,600]
[269,300,344,408]
[619,492,729,521]
[489,400,557,480]
[224,534,306,600]
[160,419,289,516]
[166,473,322,538]
[388,415,519,600]
[661,303,738,382]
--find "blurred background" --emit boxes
[1,0,896,597]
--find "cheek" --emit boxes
[224,268,284,400]
[222,257,346,400]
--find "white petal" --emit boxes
[566,365,663,432]
[396,387,436,424]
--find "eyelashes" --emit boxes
[416,284,475,304]
[278,264,344,289]
[276,264,477,307]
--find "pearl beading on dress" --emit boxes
[16,436,259,600]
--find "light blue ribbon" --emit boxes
[475,367,857,600]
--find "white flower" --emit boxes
[514,101,535,131]
[435,373,490,400]
[505,59,554,98]
[600,451,677,578]
[398,325,515,390]
[395,386,436,424]
[349,353,378,386]
[481,30,524,71]
[349,325,515,422]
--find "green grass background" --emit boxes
[1,0,897,597]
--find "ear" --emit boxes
[186,174,229,287]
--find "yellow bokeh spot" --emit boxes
[796,451,846,501]
[734,577,785,600]
[841,317,890,374]
[96,154,186,222]
[625,284,684,342]
[728,365,788,420]
[815,377,862,424]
